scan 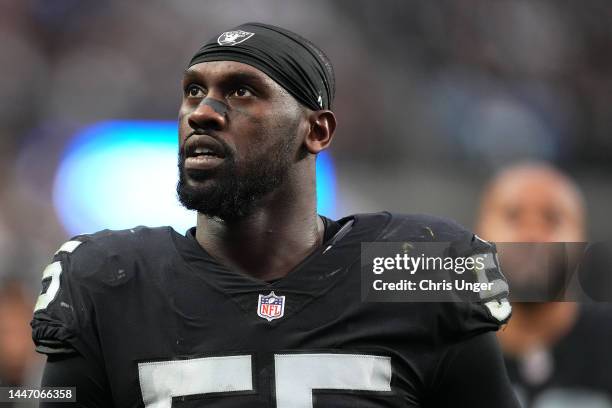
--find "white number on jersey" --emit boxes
[138,353,392,408]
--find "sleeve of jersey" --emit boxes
[31,237,106,360]
[430,332,520,407]
[438,231,513,341]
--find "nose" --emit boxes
[188,98,228,132]
[515,216,553,243]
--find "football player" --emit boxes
[476,162,612,407]
[32,23,518,407]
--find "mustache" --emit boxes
[179,129,233,160]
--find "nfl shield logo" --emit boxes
[217,30,255,46]
[257,291,285,321]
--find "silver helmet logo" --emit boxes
[217,30,255,46]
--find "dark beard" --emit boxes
[177,134,295,221]
[499,243,570,301]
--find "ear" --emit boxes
[303,110,337,154]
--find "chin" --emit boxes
[185,176,217,190]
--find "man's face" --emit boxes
[476,169,586,300]
[477,171,585,243]
[177,61,308,220]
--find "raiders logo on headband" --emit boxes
[217,30,255,46]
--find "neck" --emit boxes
[497,302,578,356]
[195,167,323,281]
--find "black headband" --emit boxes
[188,22,335,111]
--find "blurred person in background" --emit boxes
[476,162,612,407]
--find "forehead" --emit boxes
[491,172,581,215]
[184,60,280,89]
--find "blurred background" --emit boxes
[0,0,610,405]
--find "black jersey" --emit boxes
[32,212,513,407]
[505,304,612,408]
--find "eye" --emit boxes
[542,208,561,228]
[185,84,205,98]
[503,207,520,223]
[230,87,253,98]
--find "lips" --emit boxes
[183,134,226,171]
